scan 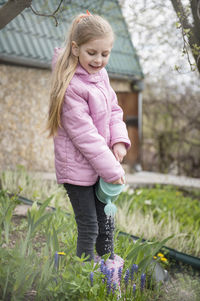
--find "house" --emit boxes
[0,0,144,173]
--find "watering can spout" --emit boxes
[104,199,117,218]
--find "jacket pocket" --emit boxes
[54,136,67,162]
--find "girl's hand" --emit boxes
[113,142,127,163]
[111,176,125,185]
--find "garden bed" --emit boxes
[0,191,199,300]
[0,168,200,300]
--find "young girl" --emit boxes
[47,12,131,261]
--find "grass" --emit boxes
[116,206,199,256]
[159,273,200,301]
[115,185,200,257]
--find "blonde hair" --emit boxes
[47,13,114,137]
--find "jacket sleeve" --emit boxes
[61,87,125,183]
[109,86,131,150]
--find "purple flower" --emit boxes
[110,267,115,279]
[102,266,108,276]
[104,267,112,295]
[102,266,111,285]
[106,274,112,295]
[112,282,117,295]
[54,251,59,271]
[140,273,146,290]
[133,283,136,295]
[130,264,138,281]
[101,265,108,283]
[118,266,123,283]
[105,268,111,281]
[100,259,105,273]
[124,268,130,288]
[90,272,94,286]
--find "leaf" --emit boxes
[38,196,53,216]
[125,238,145,262]
[31,212,53,234]
[52,224,59,252]
[3,266,10,299]
[175,22,181,28]
[126,236,173,272]
[183,28,190,34]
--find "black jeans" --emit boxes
[64,183,114,261]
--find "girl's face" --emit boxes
[72,35,113,74]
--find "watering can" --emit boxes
[95,177,125,218]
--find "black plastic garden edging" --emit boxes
[15,194,200,271]
[118,231,200,271]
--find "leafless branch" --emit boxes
[30,0,64,26]
[197,0,200,19]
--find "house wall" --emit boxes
[0,64,54,172]
[0,64,139,173]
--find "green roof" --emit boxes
[0,0,143,80]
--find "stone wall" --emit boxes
[0,64,54,172]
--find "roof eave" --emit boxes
[0,54,50,69]
[108,71,143,82]
[0,55,144,86]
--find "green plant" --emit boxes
[0,190,18,244]
[0,191,72,300]
[0,236,40,300]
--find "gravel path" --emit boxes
[34,170,200,190]
[125,171,200,189]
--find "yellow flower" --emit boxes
[160,257,168,263]
[58,252,66,256]
[157,253,164,258]
[153,256,157,260]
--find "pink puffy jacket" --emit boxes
[53,48,131,186]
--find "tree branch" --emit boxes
[170,0,200,72]
[30,0,64,27]
[197,0,200,19]
[170,0,192,28]
[0,0,65,29]
[191,0,200,30]
[0,0,32,30]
